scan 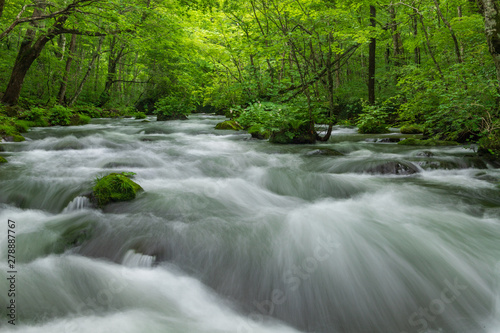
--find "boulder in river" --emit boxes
[215,120,243,130]
[3,135,25,142]
[365,161,420,175]
[305,148,343,157]
[92,172,143,207]
[0,156,7,163]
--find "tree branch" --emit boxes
[279,44,360,99]
[0,0,102,41]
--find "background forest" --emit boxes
[0,0,499,156]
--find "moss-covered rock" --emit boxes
[400,124,423,134]
[215,120,243,130]
[3,135,26,142]
[398,138,460,146]
[248,125,270,139]
[92,172,143,207]
[69,114,91,126]
[0,156,7,163]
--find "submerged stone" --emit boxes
[365,161,420,175]
[92,172,143,207]
[305,148,343,157]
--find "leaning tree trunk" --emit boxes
[1,14,68,106]
[480,0,500,92]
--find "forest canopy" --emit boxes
[0,0,499,155]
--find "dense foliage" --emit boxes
[0,0,499,155]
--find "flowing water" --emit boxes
[1,115,500,333]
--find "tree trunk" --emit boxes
[57,33,77,104]
[2,10,68,106]
[69,37,103,107]
[368,5,376,105]
[413,9,421,65]
[433,0,463,63]
[480,0,500,91]
[389,6,403,65]
[98,36,125,107]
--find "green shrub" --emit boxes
[48,106,73,126]
[154,96,192,121]
[400,124,423,134]
[73,105,104,118]
[478,130,500,157]
[134,112,147,119]
[356,102,390,134]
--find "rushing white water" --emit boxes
[1,115,499,333]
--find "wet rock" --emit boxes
[416,151,434,157]
[376,138,403,143]
[3,135,25,142]
[0,156,7,163]
[305,148,343,157]
[365,161,420,175]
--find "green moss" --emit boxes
[248,125,270,139]
[69,114,91,126]
[13,135,25,142]
[400,124,423,134]
[398,138,460,146]
[92,172,143,207]
[215,120,243,130]
[0,156,7,163]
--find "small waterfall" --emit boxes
[63,196,91,213]
[121,249,156,268]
